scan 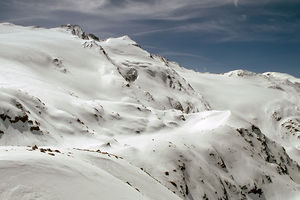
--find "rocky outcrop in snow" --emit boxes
[61,24,100,41]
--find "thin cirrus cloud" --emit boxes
[1,0,300,76]
[4,0,243,21]
[2,0,297,42]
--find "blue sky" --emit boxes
[1,0,299,77]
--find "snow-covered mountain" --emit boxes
[0,23,299,200]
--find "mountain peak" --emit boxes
[224,69,257,77]
[60,24,99,41]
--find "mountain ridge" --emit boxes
[0,23,299,200]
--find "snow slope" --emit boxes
[174,67,300,160]
[0,23,299,200]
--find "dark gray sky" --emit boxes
[1,0,300,77]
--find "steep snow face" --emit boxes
[0,23,209,146]
[111,111,300,200]
[99,35,209,113]
[0,23,300,200]
[175,67,300,150]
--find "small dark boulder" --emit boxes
[125,68,138,82]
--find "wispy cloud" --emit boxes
[1,0,299,42]
[159,51,206,59]
[1,0,299,77]
[3,0,241,21]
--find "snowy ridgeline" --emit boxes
[0,23,299,200]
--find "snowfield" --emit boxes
[0,23,299,200]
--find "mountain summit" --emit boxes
[0,23,299,200]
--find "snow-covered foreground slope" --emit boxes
[0,23,299,200]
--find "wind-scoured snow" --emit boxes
[0,23,299,200]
